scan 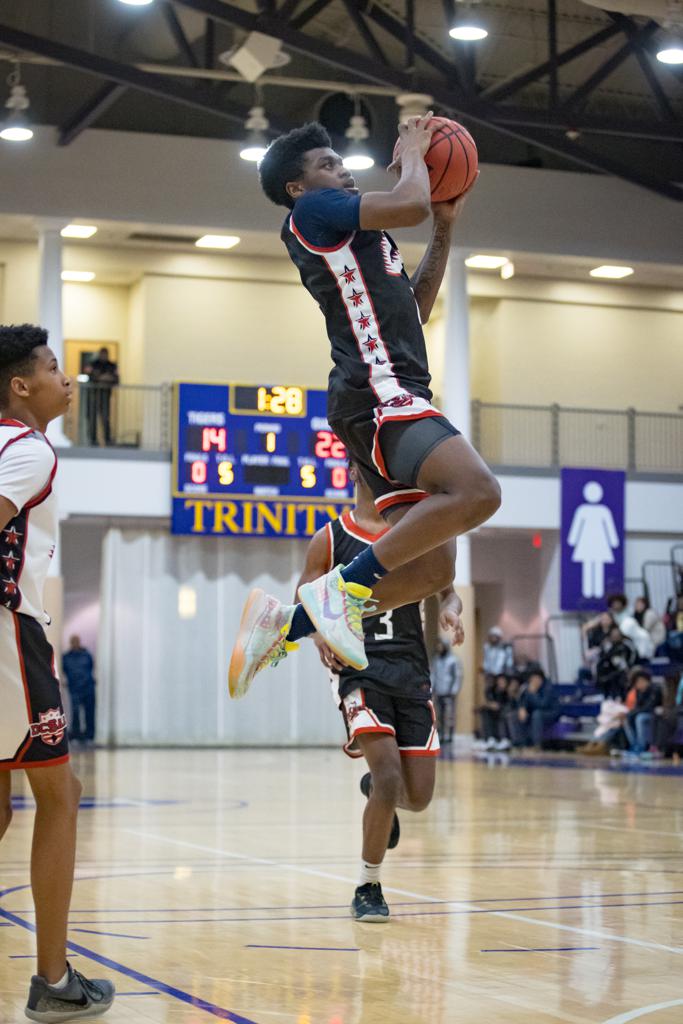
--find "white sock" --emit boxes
[359,861,382,885]
[49,967,70,990]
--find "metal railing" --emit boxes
[61,386,683,473]
[472,400,683,473]
[63,382,172,451]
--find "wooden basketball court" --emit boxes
[2,748,682,1024]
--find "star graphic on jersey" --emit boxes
[2,578,18,596]
[356,313,372,331]
[2,553,17,572]
[340,265,357,285]
[349,289,365,308]
[364,336,379,353]
[3,526,21,546]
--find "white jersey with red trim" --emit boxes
[0,420,58,623]
[282,213,434,422]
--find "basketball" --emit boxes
[393,116,478,202]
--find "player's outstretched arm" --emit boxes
[358,114,434,230]
[411,175,478,324]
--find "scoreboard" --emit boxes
[171,382,354,538]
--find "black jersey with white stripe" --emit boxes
[327,511,431,700]
[281,189,435,422]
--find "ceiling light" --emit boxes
[656,44,683,64]
[61,224,98,239]
[449,25,488,40]
[589,265,634,279]
[118,0,155,6]
[61,271,96,282]
[344,97,375,171]
[500,260,515,280]
[240,103,269,162]
[465,254,508,269]
[195,235,240,250]
[0,65,33,142]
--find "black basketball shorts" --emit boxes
[330,404,460,518]
[0,610,69,771]
[340,685,441,759]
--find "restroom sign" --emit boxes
[560,468,625,612]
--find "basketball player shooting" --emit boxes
[229,113,500,698]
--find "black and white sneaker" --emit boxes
[359,771,400,850]
[351,882,390,923]
[25,963,114,1022]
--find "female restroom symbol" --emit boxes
[567,481,620,599]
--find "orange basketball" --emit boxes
[393,116,478,202]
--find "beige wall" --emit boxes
[63,281,129,347]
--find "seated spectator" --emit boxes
[619,614,654,661]
[595,625,636,698]
[508,670,559,751]
[653,672,683,757]
[582,695,628,756]
[503,675,522,746]
[633,596,666,653]
[605,593,629,626]
[482,626,513,684]
[582,611,615,676]
[623,668,662,756]
[475,674,511,751]
[664,595,683,659]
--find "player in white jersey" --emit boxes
[0,325,114,1021]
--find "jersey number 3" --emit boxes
[374,611,394,641]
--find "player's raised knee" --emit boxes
[371,764,403,806]
[469,471,501,526]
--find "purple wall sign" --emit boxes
[561,468,625,612]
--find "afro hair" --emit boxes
[259,122,332,209]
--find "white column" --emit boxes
[442,247,472,585]
[36,218,70,447]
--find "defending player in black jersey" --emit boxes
[229,114,498,699]
[297,462,463,922]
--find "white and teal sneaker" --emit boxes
[298,565,374,671]
[228,589,298,699]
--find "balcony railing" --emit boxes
[61,384,683,474]
[63,382,172,451]
[472,401,683,474]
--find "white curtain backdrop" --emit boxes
[97,528,345,747]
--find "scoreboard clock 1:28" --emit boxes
[172,382,354,537]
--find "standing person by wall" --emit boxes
[482,626,513,685]
[62,636,96,746]
[431,639,463,745]
[84,347,119,446]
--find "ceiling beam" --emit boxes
[482,104,683,142]
[480,22,623,102]
[278,0,303,19]
[547,0,558,109]
[560,23,659,115]
[58,82,127,146]
[340,0,389,67]
[162,2,199,68]
[610,13,677,122]
[291,0,336,31]
[0,21,264,129]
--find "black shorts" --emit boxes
[330,403,460,517]
[0,611,69,771]
[339,685,440,759]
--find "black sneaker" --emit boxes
[25,963,115,1022]
[351,882,390,923]
[359,772,400,850]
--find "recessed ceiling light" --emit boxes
[449,25,488,41]
[0,125,33,141]
[500,260,515,280]
[118,0,154,6]
[656,45,683,64]
[465,254,508,269]
[239,144,268,162]
[195,235,240,250]
[61,224,98,239]
[589,265,634,279]
[343,154,375,170]
[61,270,95,282]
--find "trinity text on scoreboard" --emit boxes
[171,382,354,537]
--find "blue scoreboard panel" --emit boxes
[171,382,354,538]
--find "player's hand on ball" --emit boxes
[388,111,435,173]
[313,634,344,672]
[431,171,480,222]
[440,608,465,645]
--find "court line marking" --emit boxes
[480,947,598,953]
[123,829,683,957]
[601,999,683,1024]
[593,824,683,839]
[245,945,360,952]
[0,905,260,1024]
[73,929,149,940]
